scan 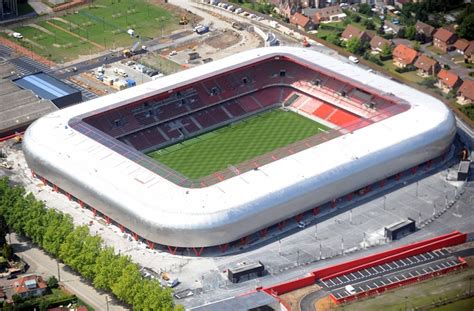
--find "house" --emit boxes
[415,21,435,42]
[313,5,346,24]
[384,20,405,37]
[414,54,440,77]
[457,79,474,105]
[392,44,418,68]
[13,274,48,299]
[465,42,474,64]
[290,12,313,30]
[436,69,462,93]
[454,39,470,55]
[370,35,392,53]
[341,25,372,43]
[433,28,457,52]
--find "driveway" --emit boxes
[419,43,471,79]
[11,233,129,311]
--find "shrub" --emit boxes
[47,276,59,289]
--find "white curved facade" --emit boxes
[23,47,456,248]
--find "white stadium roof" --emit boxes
[23,47,455,248]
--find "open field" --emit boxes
[382,60,425,84]
[336,268,474,311]
[148,109,329,179]
[6,0,179,62]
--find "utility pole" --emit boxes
[416,181,419,197]
[314,224,317,240]
[349,209,353,225]
[341,236,344,255]
[319,242,322,260]
[106,296,109,311]
[383,195,386,210]
[57,262,61,282]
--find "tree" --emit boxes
[346,37,363,54]
[458,13,474,40]
[47,276,59,289]
[2,244,13,260]
[11,294,23,303]
[380,43,392,57]
[363,19,375,30]
[358,4,372,16]
[412,41,421,51]
[93,247,131,291]
[352,15,361,23]
[42,211,74,257]
[405,25,416,40]
[0,215,8,247]
[326,33,341,46]
[111,262,143,303]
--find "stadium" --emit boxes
[22,46,456,253]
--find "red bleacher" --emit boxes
[312,102,335,119]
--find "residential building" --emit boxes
[457,79,474,105]
[437,69,462,93]
[370,35,392,53]
[414,54,440,77]
[415,21,435,42]
[465,42,474,64]
[341,24,372,43]
[392,44,418,68]
[433,28,457,52]
[13,275,48,299]
[384,20,405,37]
[454,39,470,55]
[290,12,313,30]
[313,5,346,23]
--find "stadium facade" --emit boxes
[23,47,456,250]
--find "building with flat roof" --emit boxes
[0,64,57,138]
[13,72,82,108]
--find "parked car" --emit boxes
[349,56,359,63]
[12,32,23,39]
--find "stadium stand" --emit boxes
[83,58,406,153]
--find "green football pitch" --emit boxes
[147,109,329,180]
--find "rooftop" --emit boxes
[415,21,435,37]
[458,79,474,100]
[437,69,461,88]
[414,54,438,71]
[290,12,310,28]
[13,72,79,101]
[434,28,456,42]
[393,44,418,65]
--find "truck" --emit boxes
[194,25,209,34]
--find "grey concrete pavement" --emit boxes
[11,233,129,311]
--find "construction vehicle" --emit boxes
[122,49,133,58]
[179,15,189,25]
[232,22,243,30]
[14,134,22,144]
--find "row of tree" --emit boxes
[0,177,182,311]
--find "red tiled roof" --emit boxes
[437,69,461,88]
[370,35,391,50]
[290,12,310,28]
[13,275,47,294]
[415,21,435,37]
[458,80,474,101]
[393,44,418,65]
[466,42,474,56]
[434,28,456,43]
[414,54,438,71]
[315,5,343,19]
[341,24,367,40]
[454,39,470,52]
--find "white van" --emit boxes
[12,32,23,39]
[349,56,359,63]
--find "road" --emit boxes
[11,233,129,311]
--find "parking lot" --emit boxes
[326,250,465,300]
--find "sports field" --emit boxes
[5,0,177,62]
[148,109,329,179]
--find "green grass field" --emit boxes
[8,0,177,62]
[147,109,329,180]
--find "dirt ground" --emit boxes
[315,295,337,311]
[147,0,203,26]
[279,284,322,311]
[204,29,241,49]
